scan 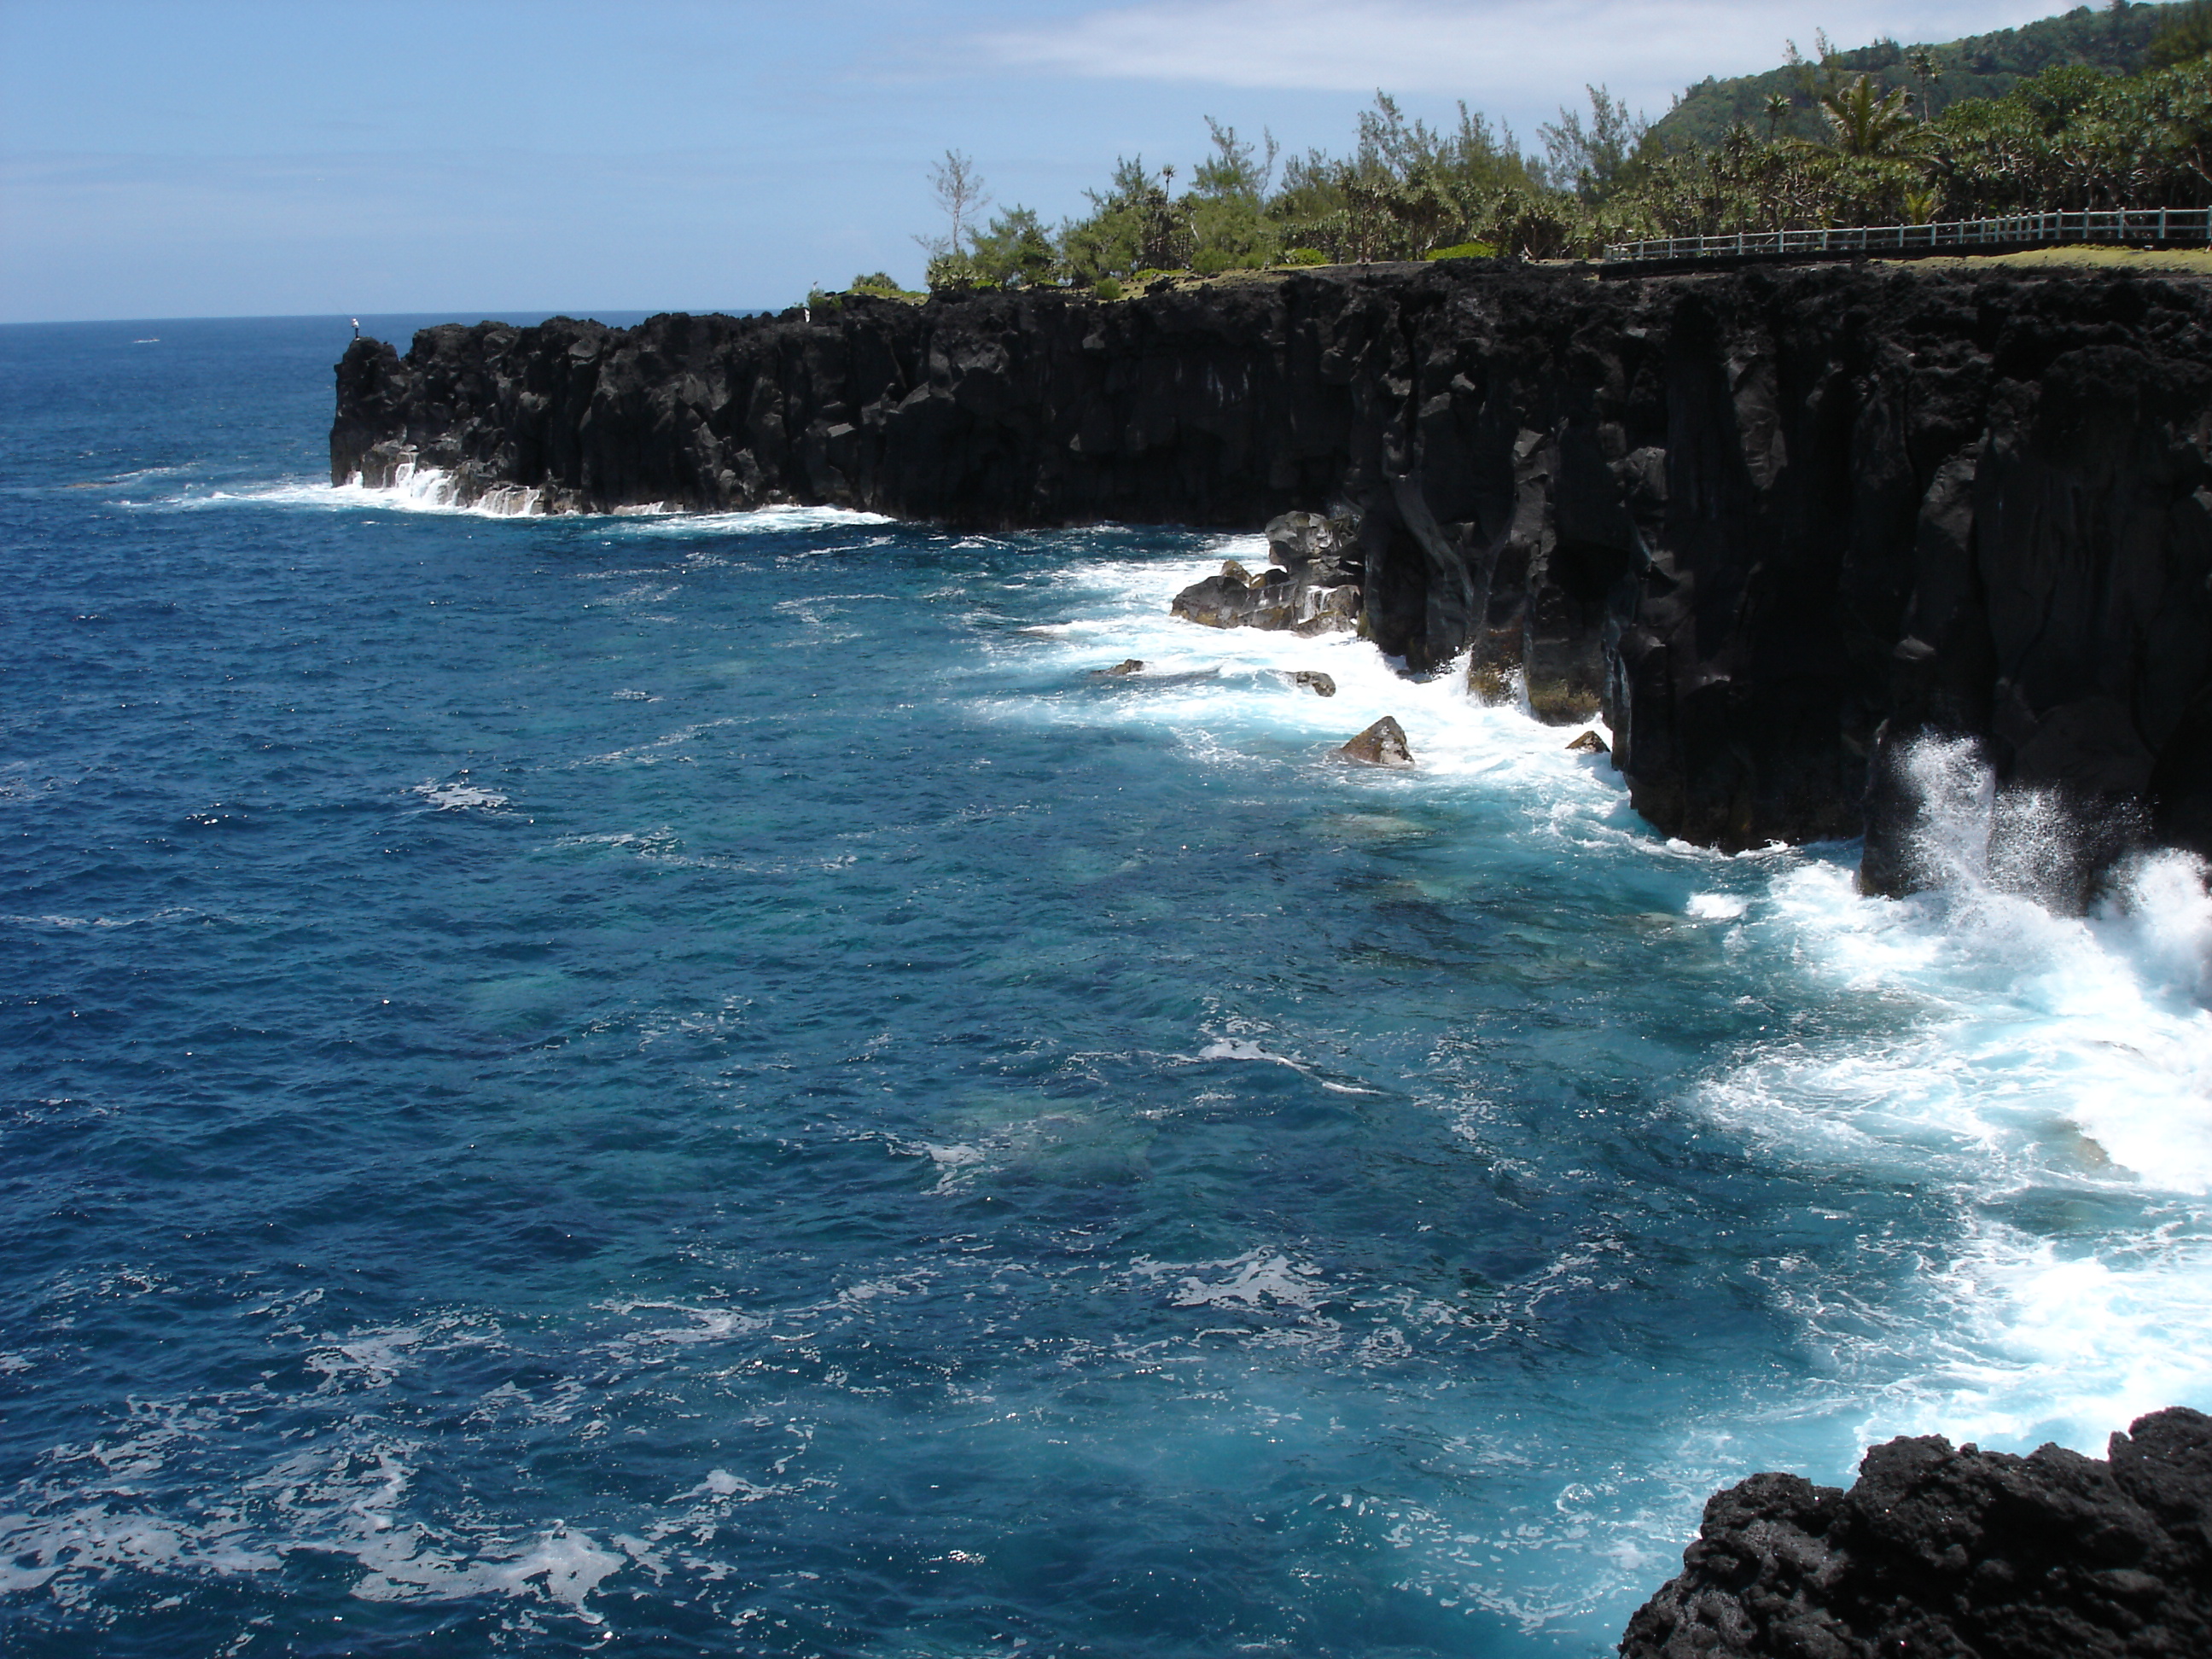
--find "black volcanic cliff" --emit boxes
[330,264,2212,876]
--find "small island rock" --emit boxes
[1337,716,1413,768]
[1289,670,1337,697]
[1091,659,1144,678]
[1566,729,1608,754]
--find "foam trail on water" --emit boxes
[145,468,896,530]
[977,540,1633,845]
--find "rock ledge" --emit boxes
[1620,1406,2212,1659]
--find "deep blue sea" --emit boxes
[3,315,2210,1658]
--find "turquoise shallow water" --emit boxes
[3,317,2210,1657]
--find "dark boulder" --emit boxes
[1337,716,1414,768]
[1173,563,1267,629]
[1172,516,1365,635]
[1620,1407,2212,1659]
[1289,670,1338,696]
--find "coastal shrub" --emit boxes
[1092,276,1125,300]
[1278,247,1329,265]
[847,272,915,300]
[969,206,1060,288]
[925,252,981,294]
[1423,241,1497,259]
[1191,247,1237,276]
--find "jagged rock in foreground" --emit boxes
[331,263,2212,877]
[1620,1406,2212,1658]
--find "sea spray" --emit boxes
[1698,739,2212,1455]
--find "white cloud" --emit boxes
[976,1,2064,110]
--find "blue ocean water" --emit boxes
[3,315,2209,1658]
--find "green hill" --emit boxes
[1650,1,2180,149]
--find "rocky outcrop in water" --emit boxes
[1620,1406,2212,1659]
[1337,716,1414,768]
[330,264,2212,876]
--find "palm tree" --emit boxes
[1820,74,1918,159]
[1906,48,1943,119]
[1764,93,1793,141]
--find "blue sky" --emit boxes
[2,0,2069,323]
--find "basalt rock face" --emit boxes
[1620,1406,2212,1658]
[331,265,2212,868]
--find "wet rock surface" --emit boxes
[1620,1406,2212,1659]
[1171,516,1363,633]
[1336,716,1414,768]
[332,265,2212,876]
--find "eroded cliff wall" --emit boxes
[331,264,2212,869]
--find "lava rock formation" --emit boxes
[330,263,2212,878]
[1620,1406,2212,1658]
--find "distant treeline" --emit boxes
[832,0,2212,299]
[1655,0,2174,148]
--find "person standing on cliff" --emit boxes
[350,317,359,340]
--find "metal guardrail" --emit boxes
[1604,208,2212,265]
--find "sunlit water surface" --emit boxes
[3,317,2209,1657]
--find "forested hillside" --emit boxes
[842,0,2212,300]
[1652,2,2174,148]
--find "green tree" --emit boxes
[969,206,1057,287]
[2151,0,2212,67]
[916,149,990,262]
[1057,157,1190,282]
[1540,85,1651,201]
[1188,119,1281,271]
[1906,46,1944,117]
[1819,73,1918,157]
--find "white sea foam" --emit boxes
[1025,554,2210,1476]
[1696,759,2212,1456]
[618,504,894,535]
[411,779,509,812]
[1139,1250,1329,1313]
[350,1526,625,1615]
[1685,892,1749,921]
[146,469,550,519]
[136,465,895,530]
[1196,1037,1303,1068]
[979,542,1632,850]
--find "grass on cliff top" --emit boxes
[1885,244,2212,274]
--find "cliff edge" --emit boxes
[331,264,2212,880]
